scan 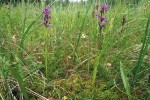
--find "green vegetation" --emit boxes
[0,0,149,99]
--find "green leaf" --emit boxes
[132,12,150,81]
[120,62,132,100]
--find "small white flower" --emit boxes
[106,63,112,67]
[68,56,71,59]
[81,34,87,39]
[12,35,16,43]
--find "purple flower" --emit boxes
[100,5,109,14]
[95,5,109,27]
[96,15,108,27]
[41,7,51,28]
[44,14,51,21]
[95,13,101,18]
[43,7,51,14]
[99,17,108,27]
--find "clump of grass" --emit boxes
[132,11,150,81]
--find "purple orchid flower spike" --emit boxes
[43,7,51,14]
[95,5,109,27]
[41,7,51,28]
[102,5,109,11]
[94,5,109,50]
[99,17,108,27]
[100,5,109,14]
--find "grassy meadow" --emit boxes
[0,0,150,100]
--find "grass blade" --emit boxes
[132,12,150,81]
[10,66,29,100]
[74,2,93,62]
[92,53,101,85]
[120,62,132,100]
[20,14,42,50]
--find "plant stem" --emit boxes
[45,28,49,79]
[98,26,103,50]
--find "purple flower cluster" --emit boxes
[41,7,51,28]
[100,5,109,15]
[95,5,109,27]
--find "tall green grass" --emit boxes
[74,1,93,63]
[132,11,150,81]
[0,57,12,100]
[0,1,149,99]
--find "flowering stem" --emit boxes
[95,5,109,50]
[41,7,51,79]
[45,28,49,79]
[97,26,103,50]
[93,5,109,85]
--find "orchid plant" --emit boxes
[95,5,109,49]
[41,7,51,78]
[92,5,110,85]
